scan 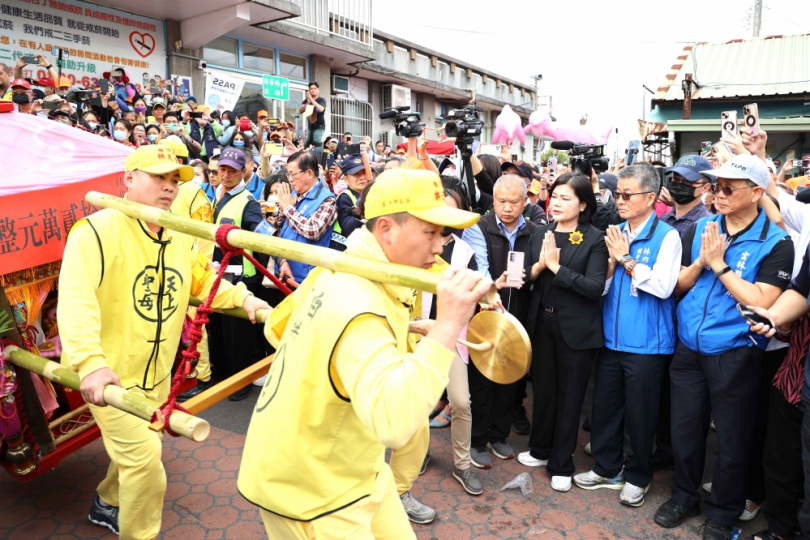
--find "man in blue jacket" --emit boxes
[653,154,794,540]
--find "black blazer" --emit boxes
[525,221,608,351]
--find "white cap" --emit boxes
[700,154,770,189]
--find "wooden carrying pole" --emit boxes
[85,192,498,303]
[2,346,210,442]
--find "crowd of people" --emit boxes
[8,55,810,540]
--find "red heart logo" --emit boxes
[129,32,155,58]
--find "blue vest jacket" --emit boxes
[677,211,788,355]
[246,172,265,201]
[202,182,216,202]
[603,216,677,355]
[280,179,335,283]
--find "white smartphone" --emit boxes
[712,141,733,165]
[479,143,502,156]
[506,251,525,287]
[742,104,760,137]
[721,111,738,139]
[424,128,442,142]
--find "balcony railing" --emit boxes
[285,0,372,47]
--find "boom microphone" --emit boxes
[379,109,399,120]
[550,140,575,151]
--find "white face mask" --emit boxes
[701,192,711,205]
[113,130,128,141]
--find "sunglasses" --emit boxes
[711,184,752,196]
[613,190,654,201]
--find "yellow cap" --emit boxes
[158,137,189,158]
[528,179,542,195]
[125,145,194,182]
[196,104,210,113]
[58,75,71,88]
[364,168,479,229]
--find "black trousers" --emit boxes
[591,349,668,488]
[468,357,518,448]
[669,340,762,527]
[528,310,595,477]
[208,279,265,381]
[762,387,804,537]
[652,354,674,458]
[746,347,788,503]
[800,398,810,537]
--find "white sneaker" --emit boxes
[551,475,572,492]
[252,375,267,387]
[739,499,762,522]
[517,451,548,467]
[702,482,712,493]
[584,442,592,456]
[400,492,436,524]
[573,470,625,490]
[620,482,650,507]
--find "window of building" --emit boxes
[203,38,238,67]
[279,52,307,80]
[330,97,371,141]
[242,43,275,74]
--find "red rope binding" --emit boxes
[152,224,292,436]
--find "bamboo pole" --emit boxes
[85,192,498,303]
[2,346,210,442]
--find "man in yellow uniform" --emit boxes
[58,145,269,540]
[238,168,490,539]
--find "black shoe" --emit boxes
[176,379,215,403]
[228,386,252,402]
[88,495,119,535]
[650,451,675,471]
[700,519,732,540]
[654,499,700,529]
[512,406,531,435]
[420,451,430,475]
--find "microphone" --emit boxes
[379,109,400,120]
[550,140,575,151]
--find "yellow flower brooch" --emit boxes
[568,231,584,245]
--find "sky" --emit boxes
[371,0,810,160]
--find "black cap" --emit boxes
[501,161,534,180]
[597,173,618,192]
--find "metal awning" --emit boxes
[666,117,810,133]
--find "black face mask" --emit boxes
[668,181,699,205]
[11,93,29,105]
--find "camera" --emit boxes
[198,60,207,70]
[379,106,424,138]
[551,141,609,176]
[61,84,98,103]
[445,105,484,158]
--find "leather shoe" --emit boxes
[228,386,252,402]
[654,499,700,528]
[176,379,215,403]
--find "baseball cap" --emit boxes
[268,131,282,139]
[219,147,246,171]
[438,158,456,175]
[36,76,55,88]
[58,75,71,88]
[339,154,365,175]
[597,173,618,192]
[31,88,45,100]
[501,161,534,180]
[124,145,194,182]
[364,168,480,229]
[765,158,777,175]
[700,154,770,189]
[186,95,197,103]
[257,110,268,119]
[48,109,71,119]
[159,137,190,158]
[668,155,713,182]
[528,179,542,195]
[11,79,30,90]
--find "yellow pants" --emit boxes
[260,464,414,540]
[390,421,429,496]
[188,307,211,382]
[89,385,167,540]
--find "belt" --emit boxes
[543,306,555,313]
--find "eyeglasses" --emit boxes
[712,184,752,196]
[208,170,219,176]
[613,190,654,201]
[286,170,306,180]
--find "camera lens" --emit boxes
[723,121,734,132]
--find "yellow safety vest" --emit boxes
[170,181,214,259]
[237,265,410,521]
[332,189,358,236]
[214,188,256,278]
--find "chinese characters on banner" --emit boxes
[0,0,166,92]
[0,173,123,274]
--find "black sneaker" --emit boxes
[512,406,531,435]
[654,498,700,528]
[228,385,251,402]
[699,519,732,540]
[88,495,119,535]
[419,451,430,475]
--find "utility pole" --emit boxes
[752,0,762,37]
[530,74,542,110]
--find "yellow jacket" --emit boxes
[237,226,455,521]
[58,209,251,391]
[170,181,215,260]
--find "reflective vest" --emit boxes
[279,179,335,283]
[677,211,789,355]
[331,189,358,246]
[603,216,677,355]
[215,187,257,278]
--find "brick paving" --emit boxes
[0,392,768,539]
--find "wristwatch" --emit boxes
[620,254,633,265]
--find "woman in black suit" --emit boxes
[517,172,609,492]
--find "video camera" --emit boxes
[550,141,610,176]
[444,105,484,157]
[379,106,424,138]
[61,84,99,104]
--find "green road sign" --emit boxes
[262,75,290,101]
